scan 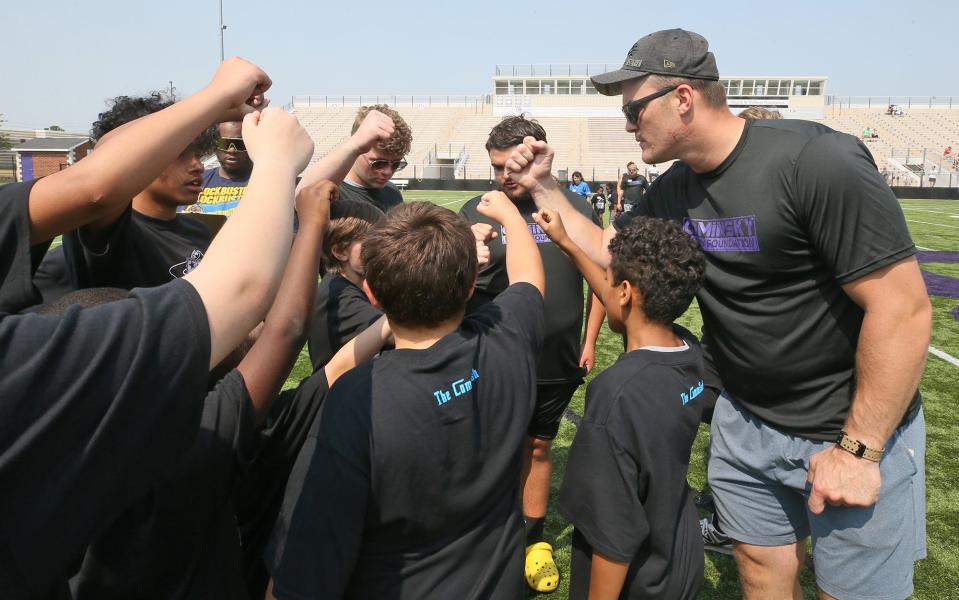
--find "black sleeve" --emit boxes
[266,367,371,600]
[194,369,259,472]
[794,133,916,284]
[61,204,135,289]
[557,419,648,564]
[0,180,50,312]
[308,279,383,371]
[0,278,211,596]
[234,371,330,593]
[489,282,545,356]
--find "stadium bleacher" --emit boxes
[291,103,957,185]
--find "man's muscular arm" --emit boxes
[807,256,931,513]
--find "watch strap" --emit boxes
[836,431,884,462]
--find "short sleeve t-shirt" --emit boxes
[0,180,52,312]
[266,283,544,600]
[182,168,250,216]
[338,180,403,214]
[70,369,258,600]
[63,205,212,290]
[616,119,918,439]
[619,173,649,212]
[307,273,383,371]
[234,370,330,600]
[558,326,705,600]
[591,193,608,214]
[460,189,598,384]
[0,279,211,597]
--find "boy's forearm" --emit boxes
[324,316,391,385]
[29,88,229,244]
[501,215,545,295]
[583,291,605,344]
[556,237,609,304]
[184,160,298,368]
[531,187,607,267]
[239,216,325,424]
[588,552,629,600]
[295,137,361,194]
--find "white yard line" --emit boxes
[907,219,959,229]
[929,346,959,369]
[901,207,959,217]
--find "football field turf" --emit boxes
[285,193,959,598]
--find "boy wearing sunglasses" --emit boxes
[339,104,412,213]
[188,120,254,216]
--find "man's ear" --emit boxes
[362,279,383,309]
[675,83,695,116]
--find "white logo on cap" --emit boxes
[664,59,676,69]
[625,58,643,68]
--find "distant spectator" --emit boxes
[185,121,253,216]
[944,146,952,158]
[568,171,591,198]
[619,162,649,215]
[928,165,937,186]
[739,107,782,120]
[862,127,872,139]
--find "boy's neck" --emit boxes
[390,313,463,350]
[624,319,683,352]
[132,194,178,220]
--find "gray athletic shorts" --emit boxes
[708,393,926,600]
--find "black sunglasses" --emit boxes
[621,85,678,124]
[368,158,408,172]
[216,137,247,153]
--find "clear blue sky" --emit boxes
[4,0,956,132]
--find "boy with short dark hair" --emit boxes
[266,197,545,600]
[533,209,708,600]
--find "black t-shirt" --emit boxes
[591,193,608,214]
[558,326,705,600]
[616,119,918,439]
[619,173,649,211]
[338,180,403,214]
[234,370,330,600]
[460,189,598,384]
[266,283,544,600]
[63,205,212,290]
[70,369,258,600]
[31,245,74,307]
[307,273,383,371]
[0,279,211,597]
[0,180,52,312]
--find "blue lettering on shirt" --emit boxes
[680,380,705,405]
[433,368,481,406]
[682,215,760,253]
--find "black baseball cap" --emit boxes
[591,29,719,96]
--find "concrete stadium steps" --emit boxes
[291,105,958,183]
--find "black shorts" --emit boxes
[529,380,582,440]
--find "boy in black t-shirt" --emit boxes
[0,59,315,597]
[534,210,707,599]
[306,199,385,371]
[266,197,545,600]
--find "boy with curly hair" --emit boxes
[534,209,707,600]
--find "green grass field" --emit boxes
[285,193,959,599]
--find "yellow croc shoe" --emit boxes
[525,541,559,593]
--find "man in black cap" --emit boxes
[505,28,931,600]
